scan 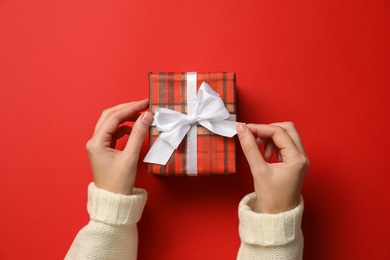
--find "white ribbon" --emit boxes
[143,80,239,171]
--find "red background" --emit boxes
[1,0,389,259]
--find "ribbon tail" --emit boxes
[143,135,175,165]
[200,120,242,137]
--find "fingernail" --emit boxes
[236,124,246,137]
[141,112,153,126]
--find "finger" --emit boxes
[236,124,267,172]
[276,147,282,162]
[264,139,275,160]
[94,100,149,148]
[270,122,306,155]
[123,111,153,162]
[110,125,132,149]
[94,103,133,134]
[94,99,149,135]
[246,124,301,160]
[256,137,264,146]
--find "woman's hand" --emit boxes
[236,122,309,214]
[86,99,153,195]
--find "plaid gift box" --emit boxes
[145,72,237,176]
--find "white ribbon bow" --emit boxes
[143,81,239,166]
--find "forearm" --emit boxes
[237,192,304,260]
[65,220,139,260]
[65,183,147,260]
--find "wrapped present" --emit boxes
[143,72,239,176]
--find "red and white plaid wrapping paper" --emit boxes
[147,72,237,176]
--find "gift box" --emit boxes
[144,72,238,176]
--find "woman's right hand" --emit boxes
[236,122,309,214]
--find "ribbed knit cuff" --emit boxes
[87,183,148,226]
[238,192,304,246]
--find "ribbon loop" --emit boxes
[144,81,240,167]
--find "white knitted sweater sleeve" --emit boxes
[237,192,304,260]
[65,183,147,260]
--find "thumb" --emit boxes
[236,124,267,173]
[124,111,153,161]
